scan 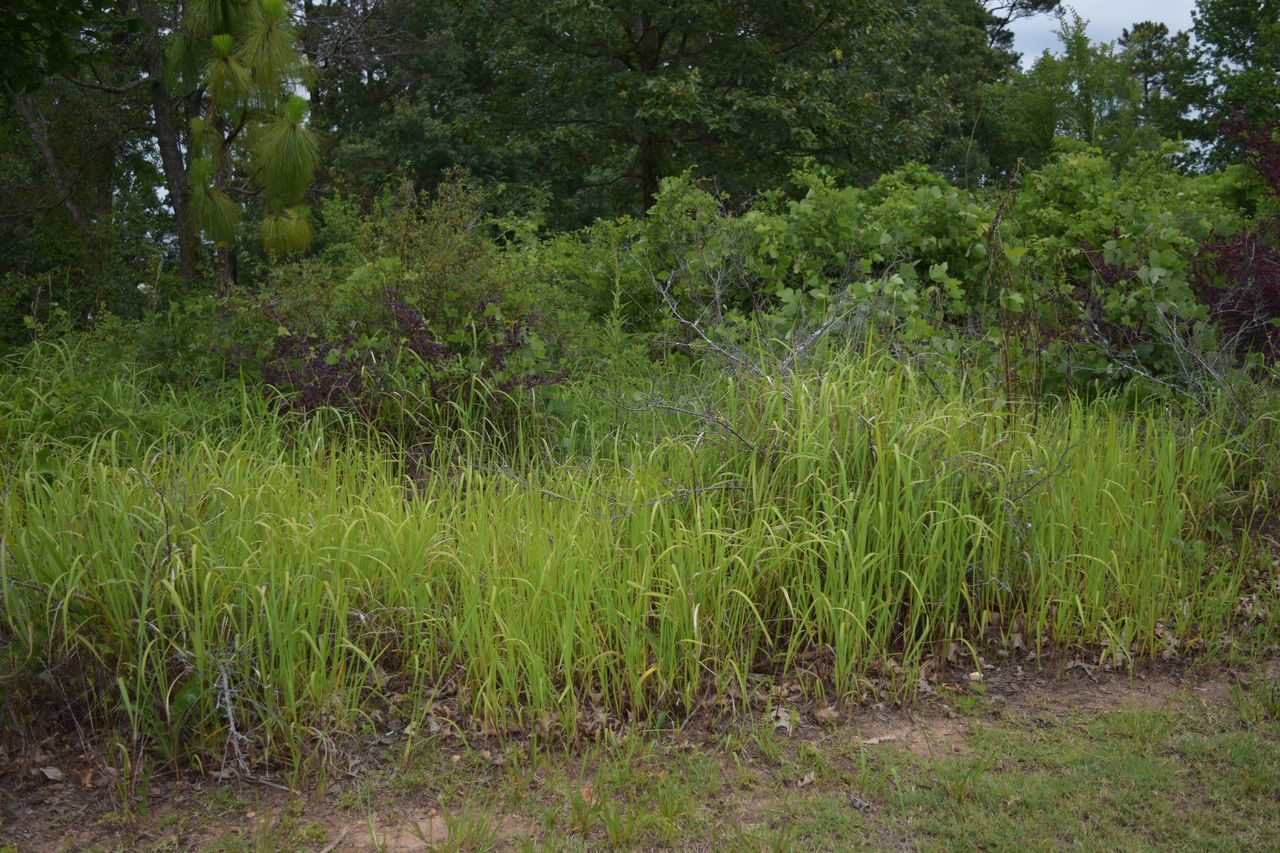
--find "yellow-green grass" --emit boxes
[1,340,1275,770]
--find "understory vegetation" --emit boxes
[2,327,1278,774]
[1,1,1279,815]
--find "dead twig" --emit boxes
[611,396,762,458]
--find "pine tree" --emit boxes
[170,0,318,290]
[1118,22,1207,147]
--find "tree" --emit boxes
[433,0,1001,223]
[1118,22,1207,146]
[169,0,319,290]
[0,49,172,346]
[4,1,322,290]
[983,13,1155,170]
[924,0,1027,184]
[982,0,1061,52]
[309,1,1036,216]
[2,2,151,257]
[306,0,531,205]
[0,1,117,93]
[1194,0,1280,133]
[130,0,201,285]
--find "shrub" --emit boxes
[1192,118,1280,360]
[147,178,562,444]
[613,153,1250,395]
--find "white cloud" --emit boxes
[1009,0,1199,59]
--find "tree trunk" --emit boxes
[635,19,663,212]
[95,120,115,222]
[215,247,238,294]
[639,131,659,212]
[137,0,200,285]
[8,88,93,240]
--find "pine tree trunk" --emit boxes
[215,248,238,295]
[137,0,200,285]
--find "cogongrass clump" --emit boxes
[0,345,1275,771]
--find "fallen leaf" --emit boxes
[37,767,63,782]
[796,772,815,789]
[771,707,793,735]
[1067,659,1099,682]
[849,794,874,812]
[814,705,839,725]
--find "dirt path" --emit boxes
[2,660,1275,852]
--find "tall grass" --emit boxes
[0,340,1274,770]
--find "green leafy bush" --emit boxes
[143,179,564,443]
[540,151,1250,394]
[1008,145,1244,385]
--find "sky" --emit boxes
[1008,0,1199,59]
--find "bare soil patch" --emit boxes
[0,659,1269,852]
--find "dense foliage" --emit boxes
[1,0,1278,778]
[2,1,1277,368]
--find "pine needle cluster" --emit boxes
[172,0,318,257]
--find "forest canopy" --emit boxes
[4,1,1278,395]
